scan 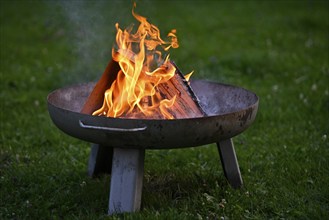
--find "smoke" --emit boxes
[52,0,133,83]
[46,0,172,85]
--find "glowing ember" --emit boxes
[92,3,190,119]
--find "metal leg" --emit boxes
[108,148,145,215]
[217,139,243,188]
[88,144,113,177]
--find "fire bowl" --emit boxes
[47,80,259,149]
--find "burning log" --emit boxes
[155,62,205,118]
[81,59,205,119]
[81,59,120,115]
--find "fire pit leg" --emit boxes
[217,139,243,188]
[108,148,145,215]
[88,144,113,177]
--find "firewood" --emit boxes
[155,62,206,119]
[82,58,205,119]
[81,59,120,114]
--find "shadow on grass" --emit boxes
[142,169,229,211]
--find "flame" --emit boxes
[184,71,194,81]
[93,3,187,119]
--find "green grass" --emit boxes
[1,0,328,219]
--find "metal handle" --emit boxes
[79,120,147,132]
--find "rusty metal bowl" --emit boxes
[47,80,259,149]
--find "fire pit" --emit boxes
[47,79,258,214]
[47,2,259,214]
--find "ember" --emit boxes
[82,3,203,119]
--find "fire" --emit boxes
[92,3,186,119]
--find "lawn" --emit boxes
[1,0,328,219]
